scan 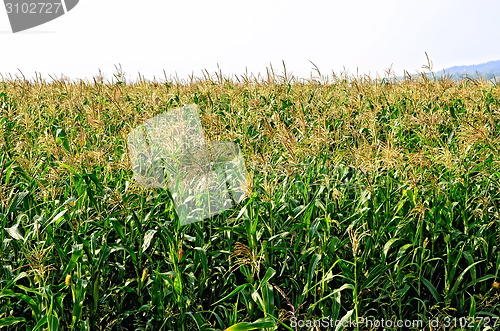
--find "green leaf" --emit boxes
[361,263,394,290]
[447,260,484,300]
[48,314,60,331]
[70,278,88,329]
[173,271,183,297]
[0,191,29,225]
[212,284,250,306]
[310,283,353,311]
[60,244,83,282]
[421,277,441,303]
[49,209,68,228]
[0,289,41,319]
[4,272,28,290]
[111,220,125,240]
[383,237,401,262]
[109,243,137,264]
[225,317,276,331]
[32,315,48,331]
[259,267,276,290]
[469,295,476,317]
[58,162,75,173]
[0,316,26,327]
[194,247,208,276]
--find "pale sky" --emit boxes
[0,0,499,81]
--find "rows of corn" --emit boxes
[0,71,499,330]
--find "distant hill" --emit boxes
[434,60,500,80]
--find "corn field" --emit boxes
[0,70,500,330]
